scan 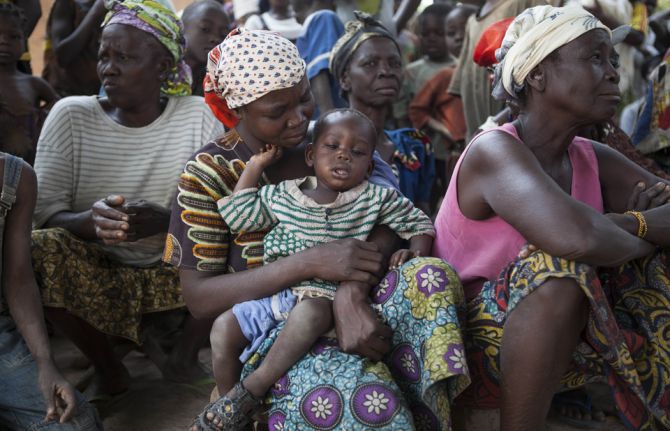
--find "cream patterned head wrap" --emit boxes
[492,5,610,100]
[204,28,306,110]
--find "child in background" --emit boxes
[194,108,435,430]
[0,3,58,164]
[448,0,548,140]
[291,0,346,118]
[409,4,477,213]
[244,0,302,42]
[42,0,105,96]
[393,4,452,128]
[182,0,230,96]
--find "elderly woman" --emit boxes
[31,0,223,400]
[433,5,670,430]
[330,12,435,214]
[166,28,469,431]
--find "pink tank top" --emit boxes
[432,123,604,299]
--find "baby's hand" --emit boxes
[389,249,419,270]
[249,144,283,168]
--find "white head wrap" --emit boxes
[204,29,306,109]
[492,5,610,100]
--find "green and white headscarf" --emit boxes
[103,0,192,96]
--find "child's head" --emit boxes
[0,3,26,65]
[417,4,452,62]
[445,5,477,59]
[307,108,377,192]
[183,0,230,64]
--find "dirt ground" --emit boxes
[52,335,213,430]
[51,331,627,431]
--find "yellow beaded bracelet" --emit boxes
[624,210,648,239]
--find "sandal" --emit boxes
[551,389,608,429]
[190,382,263,431]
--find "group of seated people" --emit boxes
[0,0,669,430]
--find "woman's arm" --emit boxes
[181,238,386,318]
[4,164,78,423]
[594,142,670,247]
[459,132,655,267]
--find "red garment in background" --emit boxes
[408,65,466,143]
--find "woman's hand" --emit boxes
[304,238,385,285]
[122,199,171,241]
[333,281,393,361]
[38,362,77,423]
[91,195,130,244]
[627,181,670,211]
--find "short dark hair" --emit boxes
[182,0,227,25]
[0,2,26,33]
[418,4,452,27]
[313,108,377,151]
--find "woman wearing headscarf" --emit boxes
[330,12,435,215]
[166,28,469,431]
[31,0,223,400]
[433,5,670,430]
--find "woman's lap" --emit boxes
[31,227,184,343]
[461,249,670,430]
[242,257,470,430]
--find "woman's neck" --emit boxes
[103,96,166,128]
[516,111,581,165]
[348,100,386,138]
[235,122,265,153]
[348,99,394,161]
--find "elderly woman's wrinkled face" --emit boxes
[542,29,620,122]
[342,37,403,107]
[98,24,171,108]
[239,76,315,148]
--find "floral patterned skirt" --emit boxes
[459,250,670,431]
[242,257,470,430]
[31,228,184,343]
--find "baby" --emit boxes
[203,108,435,429]
[0,2,58,164]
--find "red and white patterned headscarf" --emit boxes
[203,28,305,128]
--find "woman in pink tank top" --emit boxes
[432,6,670,430]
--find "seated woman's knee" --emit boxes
[533,277,588,324]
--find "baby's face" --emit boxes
[310,116,375,192]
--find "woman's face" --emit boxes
[341,37,403,108]
[98,24,171,109]
[541,29,620,122]
[238,76,315,148]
